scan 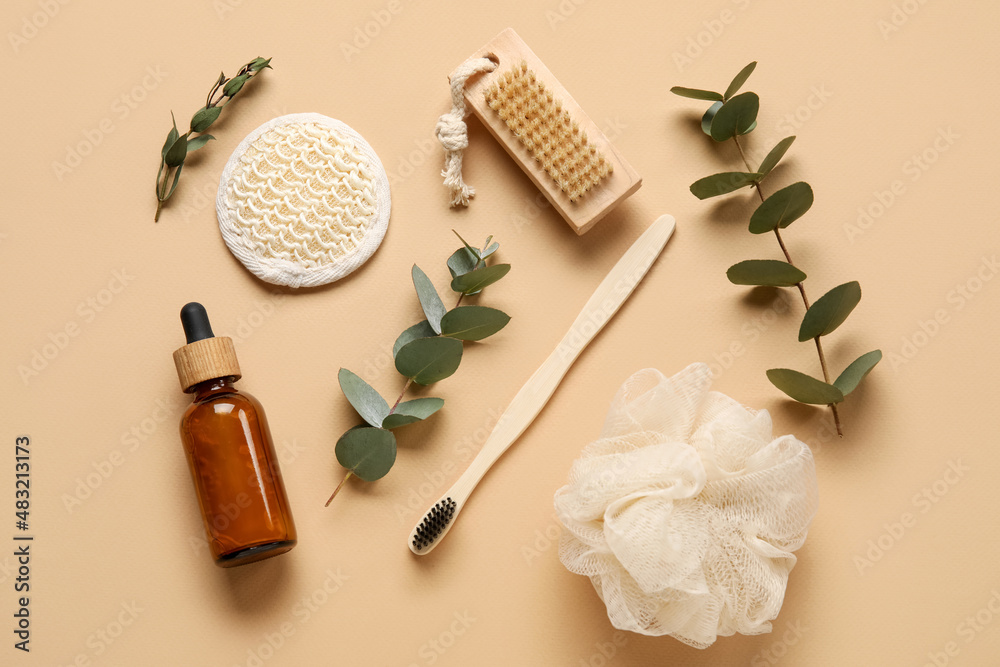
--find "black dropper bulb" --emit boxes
[180,302,215,344]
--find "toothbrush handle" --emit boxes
[449,214,676,500]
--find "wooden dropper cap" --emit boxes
[173,303,241,393]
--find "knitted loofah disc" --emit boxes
[216,113,390,288]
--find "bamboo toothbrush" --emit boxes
[408,214,676,555]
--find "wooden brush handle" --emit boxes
[448,214,676,502]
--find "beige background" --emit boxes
[3,0,998,664]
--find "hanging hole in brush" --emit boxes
[484,52,500,67]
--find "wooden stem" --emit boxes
[325,470,353,506]
[733,135,843,437]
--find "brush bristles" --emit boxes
[484,60,612,201]
[412,498,457,552]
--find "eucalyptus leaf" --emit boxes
[689,172,761,199]
[223,73,249,97]
[481,240,499,259]
[833,349,882,396]
[710,92,759,142]
[766,368,845,405]
[701,101,723,136]
[411,265,447,334]
[161,114,179,159]
[798,281,862,341]
[164,132,188,167]
[451,264,511,295]
[250,57,272,71]
[748,182,814,234]
[447,247,479,279]
[670,86,724,102]
[757,136,796,178]
[190,106,222,133]
[724,62,757,101]
[335,426,397,481]
[393,320,437,358]
[338,368,389,428]
[740,120,757,135]
[382,397,445,429]
[726,259,806,287]
[155,160,164,195]
[186,134,215,153]
[395,336,464,385]
[153,58,272,222]
[453,230,482,260]
[440,306,511,341]
[164,162,183,199]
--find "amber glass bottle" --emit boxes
[173,303,297,567]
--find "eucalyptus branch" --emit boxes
[732,134,841,434]
[153,56,272,222]
[326,232,511,505]
[672,62,882,436]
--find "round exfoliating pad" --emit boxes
[216,113,390,288]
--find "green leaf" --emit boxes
[757,136,796,178]
[833,350,882,396]
[748,182,814,234]
[451,264,511,294]
[411,265,447,334]
[670,86,724,102]
[335,427,396,481]
[338,368,389,428]
[767,368,845,404]
[250,57,272,71]
[186,134,215,153]
[701,101,723,136]
[223,73,249,97]
[395,336,464,385]
[382,397,445,429]
[740,120,757,135]
[440,306,511,341]
[798,281,862,341]
[447,247,479,279]
[710,92,759,142]
[155,159,164,195]
[164,132,188,167]
[689,172,761,199]
[163,162,183,200]
[393,320,437,358]
[190,106,222,133]
[727,259,806,287]
[724,62,757,101]
[161,113,179,159]
[452,230,482,261]
[480,237,499,259]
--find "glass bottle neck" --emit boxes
[191,376,239,401]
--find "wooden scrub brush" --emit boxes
[436,28,641,235]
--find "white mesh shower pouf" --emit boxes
[216,113,390,288]
[554,363,819,649]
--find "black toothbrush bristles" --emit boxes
[412,498,457,552]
